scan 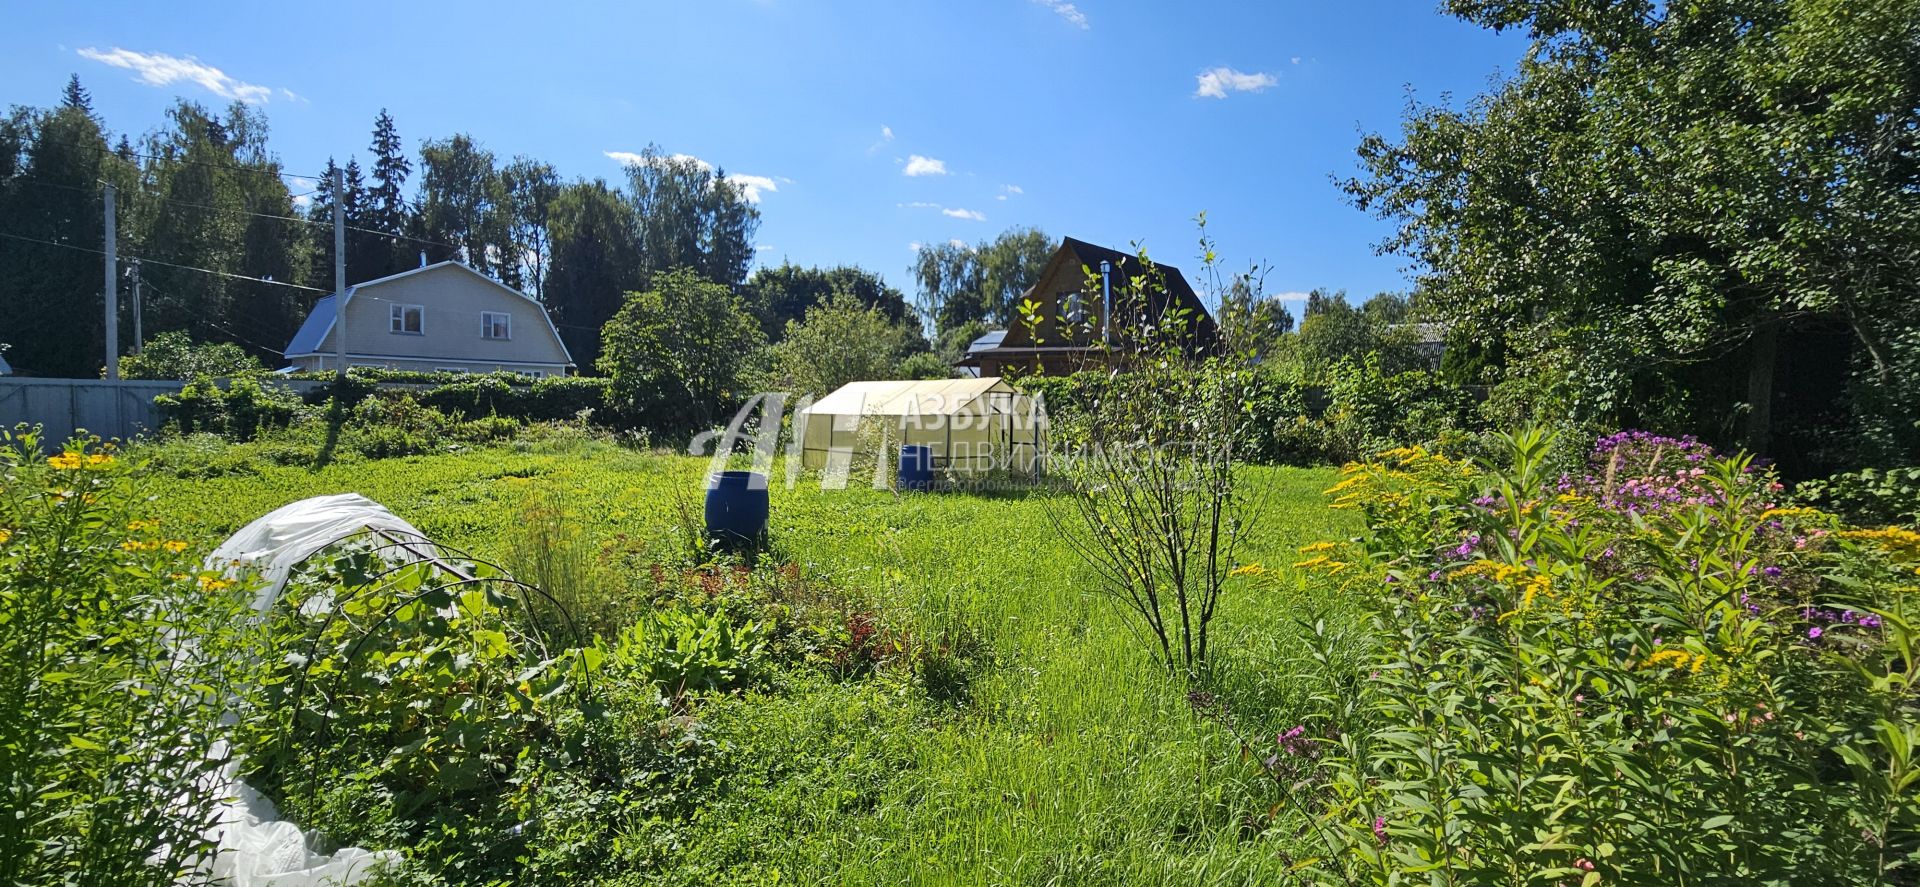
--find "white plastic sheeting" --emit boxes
[794,377,1048,475]
[198,493,422,885]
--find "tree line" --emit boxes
[0,76,803,376]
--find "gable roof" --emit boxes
[284,294,336,358]
[1052,237,1217,338]
[282,261,573,365]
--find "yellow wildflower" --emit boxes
[163,540,189,554]
[1229,564,1267,578]
[127,519,158,531]
[0,528,11,545]
[1760,507,1826,521]
[1323,475,1365,496]
[1840,527,1920,560]
[1518,573,1552,610]
[84,453,114,468]
[47,453,81,470]
[120,539,151,553]
[197,575,234,591]
[1298,541,1339,555]
[1639,648,1707,673]
[1293,555,1332,570]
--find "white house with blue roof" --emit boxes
[283,261,573,376]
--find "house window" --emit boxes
[389,303,424,335]
[513,369,545,379]
[481,311,512,340]
[1062,291,1086,325]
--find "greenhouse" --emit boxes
[794,377,1048,476]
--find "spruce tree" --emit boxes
[367,109,413,278]
[61,74,92,116]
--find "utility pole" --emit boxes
[130,260,143,354]
[103,181,118,380]
[332,166,347,377]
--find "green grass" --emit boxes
[142,439,1363,885]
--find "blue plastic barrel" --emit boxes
[898,445,935,491]
[705,471,769,545]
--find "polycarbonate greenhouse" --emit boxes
[795,377,1048,476]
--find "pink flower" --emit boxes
[1371,816,1388,843]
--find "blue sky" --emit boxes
[2,1,1525,314]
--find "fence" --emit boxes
[0,377,339,447]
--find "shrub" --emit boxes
[0,428,265,884]
[238,536,600,879]
[119,331,265,380]
[153,375,304,441]
[1279,430,1920,883]
[1798,466,1920,526]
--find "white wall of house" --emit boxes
[290,264,571,375]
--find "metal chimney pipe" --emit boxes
[1100,260,1112,345]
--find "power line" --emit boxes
[18,134,324,182]
[138,278,290,357]
[0,231,327,292]
[4,174,459,252]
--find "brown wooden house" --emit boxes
[956,237,1218,377]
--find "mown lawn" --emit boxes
[143,439,1363,884]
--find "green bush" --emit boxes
[1275,430,1920,883]
[119,331,265,380]
[239,537,601,881]
[1016,363,1483,466]
[1798,466,1920,526]
[154,375,304,441]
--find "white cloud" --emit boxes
[1031,0,1089,29]
[900,201,984,221]
[903,155,948,177]
[948,238,969,249]
[908,241,922,252]
[1291,56,1302,65]
[78,47,274,103]
[292,194,312,209]
[278,87,309,104]
[997,183,1023,201]
[1194,66,1278,99]
[727,173,780,202]
[755,244,775,252]
[881,125,894,142]
[603,150,781,202]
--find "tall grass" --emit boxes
[140,439,1360,883]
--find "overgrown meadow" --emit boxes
[6,420,1918,884]
[9,429,1362,885]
